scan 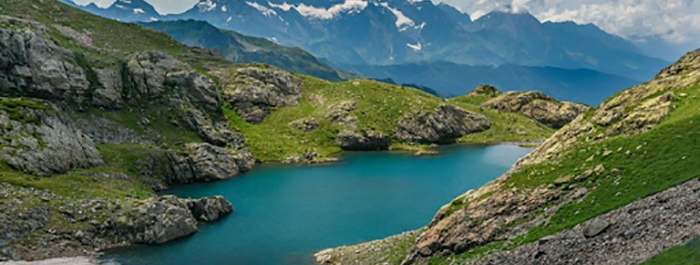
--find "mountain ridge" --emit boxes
[63,0,668,82]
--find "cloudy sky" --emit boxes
[72,0,700,46]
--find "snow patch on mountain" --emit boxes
[197,0,217,12]
[380,2,415,31]
[270,0,368,20]
[246,2,278,16]
[133,8,144,14]
[406,42,422,51]
[221,5,228,12]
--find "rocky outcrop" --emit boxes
[220,67,302,124]
[396,105,490,143]
[112,195,198,244]
[335,130,391,151]
[483,91,590,129]
[0,98,102,176]
[0,183,234,261]
[182,143,255,182]
[135,143,255,190]
[467,85,501,97]
[183,196,233,222]
[0,26,90,104]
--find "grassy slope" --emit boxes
[224,77,553,162]
[422,84,700,264]
[508,85,700,245]
[639,237,700,265]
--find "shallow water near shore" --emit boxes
[100,145,531,265]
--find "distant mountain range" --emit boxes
[339,62,639,105]
[64,0,668,81]
[60,0,673,104]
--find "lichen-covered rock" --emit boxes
[396,104,490,143]
[0,98,102,176]
[182,196,233,222]
[335,130,391,151]
[220,67,302,124]
[483,91,590,129]
[0,28,89,103]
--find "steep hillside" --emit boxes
[316,50,700,265]
[140,20,344,81]
[0,0,580,261]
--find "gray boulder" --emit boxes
[113,195,198,244]
[0,98,102,176]
[221,67,302,124]
[336,130,391,151]
[183,196,233,222]
[396,104,490,143]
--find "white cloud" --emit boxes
[435,0,700,45]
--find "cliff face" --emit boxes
[0,9,256,260]
[317,50,700,265]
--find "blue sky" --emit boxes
[71,0,700,46]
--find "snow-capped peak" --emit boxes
[270,0,368,20]
[380,2,415,31]
[197,0,217,12]
[246,2,278,17]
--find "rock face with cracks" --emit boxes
[396,104,490,143]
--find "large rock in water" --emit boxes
[0,98,102,176]
[396,104,490,143]
[0,26,89,103]
[113,195,198,244]
[220,67,302,124]
[336,130,391,151]
[483,91,590,129]
[182,196,233,222]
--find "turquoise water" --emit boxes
[101,145,530,265]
